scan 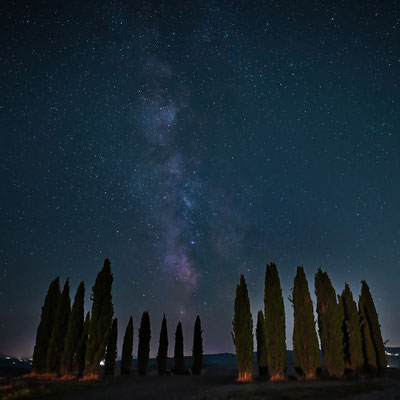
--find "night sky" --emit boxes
[1,0,399,358]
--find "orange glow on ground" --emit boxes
[237,372,253,383]
[269,373,287,382]
[80,374,99,381]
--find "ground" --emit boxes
[1,366,400,400]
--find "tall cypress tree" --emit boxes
[104,318,118,376]
[46,278,71,374]
[191,315,203,375]
[73,312,90,377]
[264,263,287,380]
[137,311,151,375]
[85,259,114,376]
[60,281,85,376]
[359,297,377,373]
[292,266,321,379]
[232,274,253,382]
[314,268,344,377]
[256,310,268,377]
[32,277,61,373]
[121,316,134,375]
[359,281,386,372]
[157,314,168,375]
[341,283,364,374]
[174,322,185,374]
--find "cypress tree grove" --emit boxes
[359,280,387,372]
[46,278,71,374]
[121,316,134,375]
[359,297,377,373]
[60,281,85,376]
[157,314,168,375]
[264,263,287,380]
[32,277,61,373]
[232,274,253,382]
[137,311,151,375]
[104,318,118,376]
[341,283,364,374]
[85,259,114,376]
[292,266,321,379]
[256,310,268,377]
[174,322,185,374]
[73,312,90,377]
[191,315,203,375]
[314,268,345,377]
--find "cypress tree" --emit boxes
[232,274,253,382]
[60,281,85,376]
[137,311,151,375]
[73,312,90,377]
[359,298,377,372]
[32,277,61,373]
[157,314,168,375]
[359,280,386,372]
[104,318,118,376]
[191,315,203,375]
[292,266,321,379]
[264,262,287,380]
[46,278,71,374]
[85,258,114,376]
[314,268,344,377]
[256,310,268,377]
[341,283,364,374]
[121,316,134,375]
[174,322,185,374]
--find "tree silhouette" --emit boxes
[157,314,168,375]
[315,268,344,377]
[341,283,364,374]
[85,259,114,376]
[264,263,287,380]
[256,310,268,377]
[232,274,253,382]
[174,322,185,374]
[292,266,321,379]
[61,281,85,376]
[32,277,61,373]
[46,278,71,373]
[191,315,203,375]
[137,311,151,375]
[359,280,386,373]
[121,316,134,375]
[73,311,90,377]
[104,318,118,376]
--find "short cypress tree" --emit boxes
[104,318,118,376]
[359,280,386,372]
[359,298,377,372]
[121,316,134,375]
[32,277,61,373]
[264,263,287,380]
[256,310,268,377]
[232,274,253,381]
[292,266,321,379]
[46,278,71,373]
[174,322,185,374]
[341,283,364,374]
[60,281,85,376]
[314,268,344,377]
[157,314,168,375]
[191,315,203,375]
[85,259,114,376]
[73,312,90,377]
[137,311,151,375]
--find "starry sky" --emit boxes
[1,0,399,358]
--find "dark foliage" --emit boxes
[191,315,203,375]
[137,311,151,375]
[256,310,268,377]
[73,312,90,377]
[121,316,134,375]
[104,318,118,376]
[157,314,168,375]
[174,322,185,374]
[32,277,61,373]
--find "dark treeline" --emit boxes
[32,258,204,378]
[233,263,387,382]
